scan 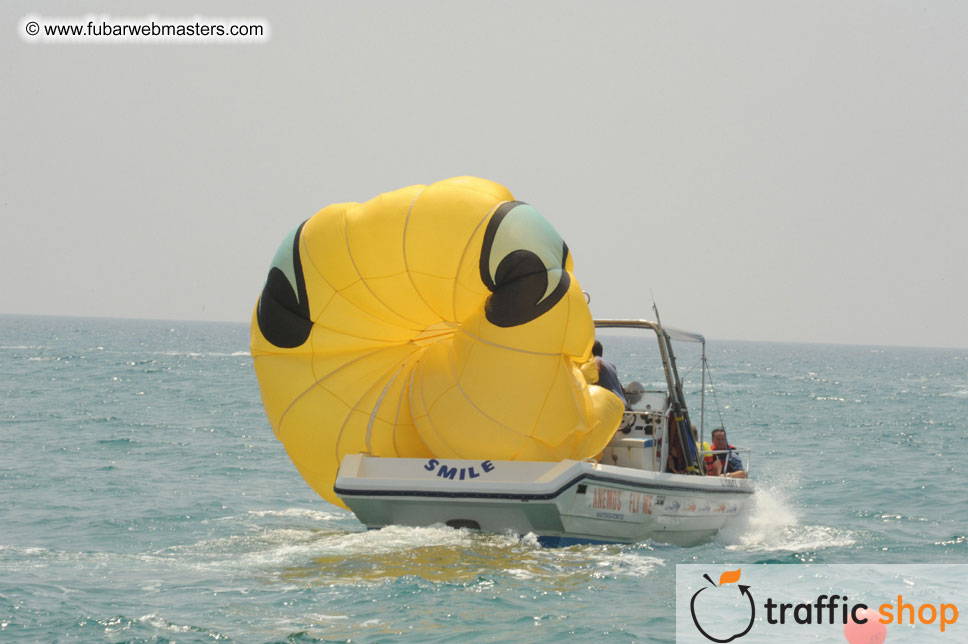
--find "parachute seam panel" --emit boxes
[298,214,342,320]
[409,269,467,280]
[527,357,563,445]
[310,292,421,345]
[510,291,579,460]
[276,344,402,438]
[450,201,503,321]
[410,353,464,457]
[506,359,564,460]
[401,186,444,321]
[559,277,570,355]
[446,337,523,453]
[343,203,427,329]
[298,212,419,342]
[327,346,420,466]
[345,269,409,280]
[457,328,563,357]
[295,216,403,380]
[331,347,417,463]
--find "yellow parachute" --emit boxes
[251,177,624,508]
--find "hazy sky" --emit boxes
[4,1,967,348]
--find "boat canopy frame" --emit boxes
[593,318,708,475]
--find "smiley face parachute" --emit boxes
[251,177,624,508]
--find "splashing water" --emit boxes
[718,476,856,553]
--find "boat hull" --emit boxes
[334,455,753,546]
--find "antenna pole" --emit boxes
[652,301,701,474]
[700,347,706,455]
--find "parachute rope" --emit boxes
[364,361,408,454]
[389,355,416,456]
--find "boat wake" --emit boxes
[161,511,667,587]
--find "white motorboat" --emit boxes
[334,317,753,546]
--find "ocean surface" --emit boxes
[1,315,965,643]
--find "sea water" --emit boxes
[0,316,964,643]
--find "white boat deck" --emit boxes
[335,454,753,546]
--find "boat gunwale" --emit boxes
[335,466,754,502]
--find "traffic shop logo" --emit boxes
[690,569,755,643]
[683,566,961,643]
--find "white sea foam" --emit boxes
[161,527,319,557]
[506,568,536,580]
[316,523,472,555]
[0,544,181,576]
[137,613,194,634]
[306,614,350,622]
[586,549,665,579]
[494,534,664,581]
[243,508,344,521]
[140,350,251,358]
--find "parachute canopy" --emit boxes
[251,177,623,507]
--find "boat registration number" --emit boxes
[587,486,653,516]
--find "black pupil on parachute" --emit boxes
[257,221,312,348]
[480,202,570,328]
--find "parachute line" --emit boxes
[409,354,463,457]
[389,355,415,457]
[365,361,407,453]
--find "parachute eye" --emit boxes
[479,201,571,327]
[257,221,312,348]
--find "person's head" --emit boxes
[711,428,727,449]
[691,424,698,441]
[592,340,603,357]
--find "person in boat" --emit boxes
[592,340,629,410]
[692,424,715,475]
[666,429,688,474]
[711,428,746,478]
